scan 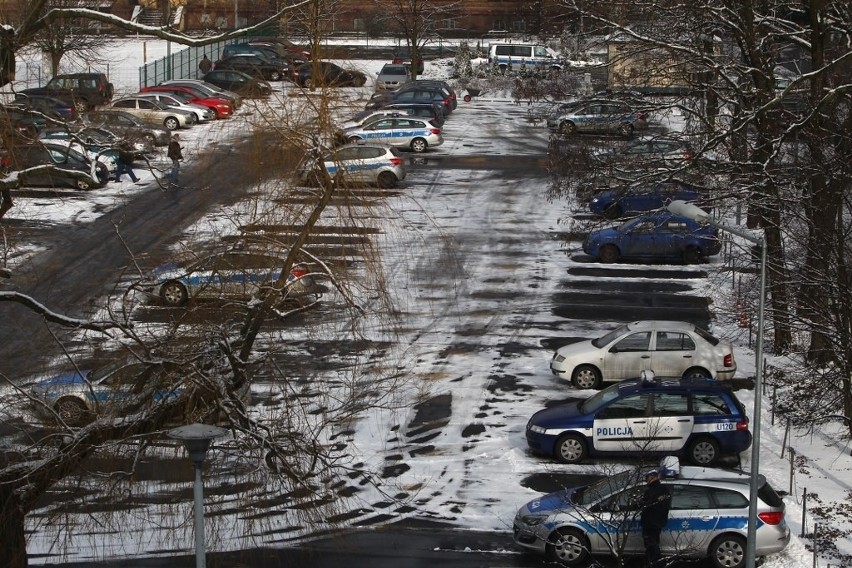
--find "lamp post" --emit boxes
[168,423,227,568]
[668,200,766,568]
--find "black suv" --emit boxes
[20,72,114,112]
[213,54,289,82]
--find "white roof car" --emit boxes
[550,320,736,389]
[342,117,443,153]
[375,63,412,91]
[110,96,192,130]
[134,92,216,122]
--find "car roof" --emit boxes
[624,320,697,332]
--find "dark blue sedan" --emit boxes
[589,181,700,220]
[583,211,720,264]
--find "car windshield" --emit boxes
[591,323,629,348]
[579,383,621,414]
[573,468,642,506]
[381,65,408,76]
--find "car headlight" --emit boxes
[528,424,547,434]
[553,354,566,363]
[520,514,548,526]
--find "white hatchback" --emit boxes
[550,320,736,389]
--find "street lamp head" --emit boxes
[168,423,227,464]
[667,200,710,223]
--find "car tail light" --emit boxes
[758,511,784,525]
[636,112,648,120]
[390,157,403,166]
[736,420,749,431]
[430,128,441,135]
[724,354,733,367]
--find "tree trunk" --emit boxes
[0,490,29,568]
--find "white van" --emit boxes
[488,43,561,71]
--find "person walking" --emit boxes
[166,133,183,187]
[199,53,212,75]
[114,141,140,183]
[640,470,671,568]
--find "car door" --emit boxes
[663,484,720,556]
[618,218,661,258]
[361,119,397,145]
[592,392,650,453]
[647,392,693,452]
[573,104,595,132]
[325,146,361,182]
[588,484,646,554]
[600,331,653,380]
[653,218,690,259]
[651,331,697,377]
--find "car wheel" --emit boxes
[620,123,634,137]
[55,397,89,426]
[410,138,428,153]
[376,171,398,189]
[683,246,702,264]
[559,121,577,135]
[688,436,720,466]
[463,94,472,102]
[571,365,602,389]
[270,71,282,81]
[546,527,591,566]
[683,367,712,380]
[604,204,623,220]
[708,534,746,568]
[73,100,88,113]
[75,177,93,191]
[598,244,620,263]
[163,117,179,130]
[555,434,587,464]
[159,280,188,306]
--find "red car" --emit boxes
[139,85,233,119]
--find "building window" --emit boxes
[442,18,457,30]
[493,19,506,31]
[354,17,365,31]
[513,20,526,32]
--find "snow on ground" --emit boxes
[4,37,851,568]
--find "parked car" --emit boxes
[5,141,109,190]
[223,41,307,70]
[213,53,289,82]
[341,117,443,153]
[589,181,701,220]
[583,211,721,264]
[550,320,737,389]
[38,128,120,170]
[201,70,272,98]
[402,79,458,110]
[526,371,751,465]
[298,142,406,189]
[0,104,47,138]
[592,136,706,168]
[19,72,114,111]
[110,96,193,129]
[513,457,790,568]
[143,84,234,118]
[366,85,453,115]
[338,109,415,130]
[11,94,78,122]
[375,63,412,91]
[138,251,328,307]
[295,61,367,88]
[134,92,217,122]
[82,110,171,147]
[157,79,242,108]
[547,100,648,136]
[29,358,181,426]
[380,102,446,127]
[246,37,311,62]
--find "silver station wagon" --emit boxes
[513,458,790,568]
[341,117,443,153]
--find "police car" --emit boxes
[526,371,752,465]
[298,142,406,189]
[340,117,443,153]
[513,457,790,568]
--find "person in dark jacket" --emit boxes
[166,133,183,186]
[640,470,671,568]
[114,141,140,183]
[199,54,212,74]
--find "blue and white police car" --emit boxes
[341,117,443,153]
[299,141,406,189]
[513,457,790,568]
[526,371,752,466]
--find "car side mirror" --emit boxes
[609,346,619,353]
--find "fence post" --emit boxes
[800,487,807,537]
[789,447,795,495]
[781,418,790,458]
[771,384,776,426]
[813,523,818,568]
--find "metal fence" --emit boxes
[139,39,233,87]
